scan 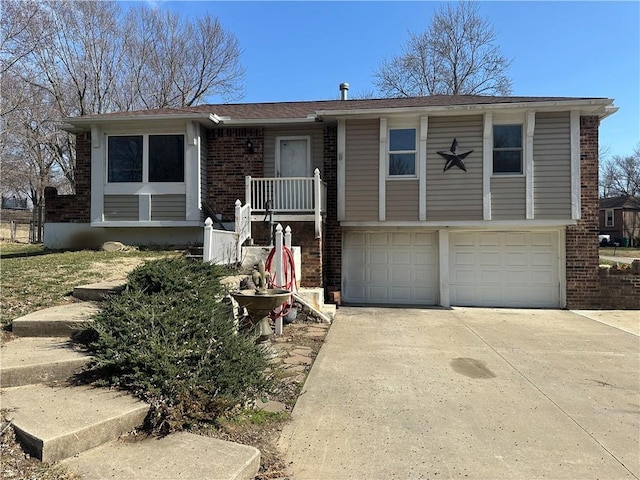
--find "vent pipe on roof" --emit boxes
[339,82,349,100]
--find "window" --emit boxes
[108,136,142,182]
[107,134,184,183]
[149,135,184,182]
[388,128,416,177]
[605,209,614,227]
[493,125,522,175]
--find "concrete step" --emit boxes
[2,384,149,463]
[0,337,92,387]
[73,280,126,301]
[11,302,100,337]
[62,431,260,480]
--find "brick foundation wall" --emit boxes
[45,132,91,223]
[595,262,640,309]
[322,125,341,289]
[206,128,263,220]
[565,116,600,309]
[252,221,322,287]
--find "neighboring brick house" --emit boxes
[46,93,618,309]
[598,195,640,246]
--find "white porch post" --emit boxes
[274,223,284,335]
[314,168,322,239]
[284,225,292,249]
[245,176,252,211]
[203,217,213,264]
[438,229,450,308]
[234,199,242,262]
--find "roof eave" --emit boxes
[61,113,221,132]
[316,98,617,119]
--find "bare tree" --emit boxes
[120,6,244,110]
[1,0,244,225]
[1,0,244,240]
[374,1,512,97]
[599,144,640,198]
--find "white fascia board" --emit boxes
[340,220,576,228]
[218,116,319,125]
[315,98,615,119]
[63,113,220,131]
[91,221,204,227]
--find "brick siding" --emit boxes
[565,116,600,308]
[45,132,91,223]
[251,221,322,287]
[322,125,341,289]
[206,128,263,220]
[595,262,640,309]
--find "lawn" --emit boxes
[0,243,179,326]
[599,247,640,258]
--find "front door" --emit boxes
[277,137,311,178]
[275,137,311,211]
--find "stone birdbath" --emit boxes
[231,260,292,340]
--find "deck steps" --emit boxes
[2,384,150,463]
[3,279,261,480]
[10,302,101,337]
[73,280,126,301]
[61,432,261,480]
[0,337,91,387]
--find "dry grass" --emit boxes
[599,247,640,258]
[0,243,180,326]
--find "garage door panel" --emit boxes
[532,252,553,266]
[345,232,366,247]
[343,231,438,305]
[479,251,502,266]
[480,270,502,283]
[532,270,554,284]
[480,233,501,246]
[369,233,388,246]
[506,253,527,266]
[505,232,527,246]
[414,232,435,246]
[392,232,411,246]
[390,251,411,264]
[450,231,560,308]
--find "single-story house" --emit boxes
[599,195,640,246]
[46,89,617,309]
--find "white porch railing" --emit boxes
[246,168,326,238]
[203,199,251,265]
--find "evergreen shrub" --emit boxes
[84,258,273,432]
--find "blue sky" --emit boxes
[144,1,639,160]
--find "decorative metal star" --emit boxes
[437,138,473,172]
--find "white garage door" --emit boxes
[343,231,438,305]
[449,231,560,308]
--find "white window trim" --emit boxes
[491,123,525,177]
[605,209,614,227]
[386,126,418,180]
[275,135,312,177]
[337,120,346,221]
[94,123,200,224]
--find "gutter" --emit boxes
[315,98,617,120]
[60,113,221,132]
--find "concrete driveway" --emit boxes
[278,308,639,479]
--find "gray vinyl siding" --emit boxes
[344,119,379,221]
[426,115,483,221]
[104,195,138,221]
[491,177,526,219]
[264,125,325,177]
[386,180,419,220]
[533,112,571,219]
[151,194,186,221]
